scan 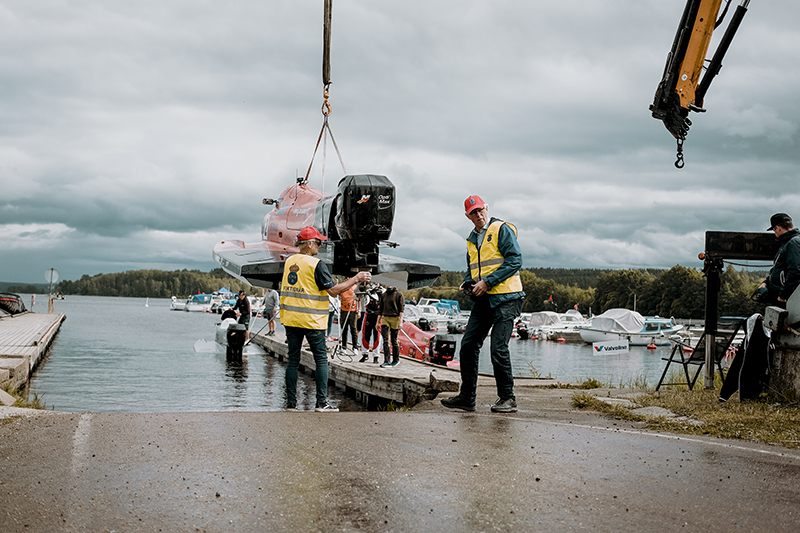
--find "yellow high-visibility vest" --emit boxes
[280,254,329,329]
[467,220,522,295]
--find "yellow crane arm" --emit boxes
[650,0,751,161]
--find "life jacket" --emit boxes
[279,254,329,330]
[467,219,523,295]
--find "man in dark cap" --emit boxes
[759,213,800,307]
[232,290,252,341]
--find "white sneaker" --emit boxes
[315,403,339,413]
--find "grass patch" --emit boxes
[377,400,410,412]
[522,362,553,379]
[2,385,47,410]
[573,387,800,449]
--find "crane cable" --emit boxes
[303,0,346,188]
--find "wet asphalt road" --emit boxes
[2,401,800,533]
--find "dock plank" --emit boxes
[251,331,462,406]
[0,312,66,390]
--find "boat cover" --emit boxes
[528,311,561,327]
[588,308,645,334]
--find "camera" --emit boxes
[462,280,477,300]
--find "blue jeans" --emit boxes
[285,326,329,406]
[458,297,522,402]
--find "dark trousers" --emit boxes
[285,326,329,406]
[362,314,379,350]
[340,309,359,349]
[458,297,522,403]
[381,325,399,362]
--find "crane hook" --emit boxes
[322,86,332,117]
[674,138,685,169]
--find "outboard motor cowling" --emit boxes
[333,175,395,271]
[430,334,456,366]
[226,323,247,360]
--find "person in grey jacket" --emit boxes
[262,288,280,336]
[760,213,800,308]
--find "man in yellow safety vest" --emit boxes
[441,195,525,413]
[280,226,372,412]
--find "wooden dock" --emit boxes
[0,312,66,392]
[250,331,462,408]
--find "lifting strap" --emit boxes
[304,0,346,187]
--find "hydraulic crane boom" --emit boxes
[650,0,750,167]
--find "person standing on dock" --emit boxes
[360,290,381,363]
[262,288,280,336]
[280,226,372,412]
[339,285,359,353]
[758,213,800,308]
[377,285,404,367]
[232,290,252,342]
[441,195,525,413]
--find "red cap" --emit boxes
[464,195,486,214]
[296,226,328,242]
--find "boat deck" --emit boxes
[0,312,66,392]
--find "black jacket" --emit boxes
[766,228,800,301]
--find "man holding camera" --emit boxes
[441,195,525,413]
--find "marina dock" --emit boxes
[0,313,66,392]
[250,331,463,408]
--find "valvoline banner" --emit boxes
[592,340,629,354]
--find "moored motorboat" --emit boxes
[578,308,684,346]
[170,296,187,311]
[0,293,27,316]
[539,309,589,342]
[397,321,457,368]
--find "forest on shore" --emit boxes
[4,265,768,319]
[418,265,767,319]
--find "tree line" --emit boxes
[52,269,251,298]
[417,265,768,319]
[12,264,769,319]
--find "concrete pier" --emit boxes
[0,312,65,393]
[248,331,562,408]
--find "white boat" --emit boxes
[527,311,560,337]
[185,293,229,313]
[170,296,187,311]
[193,316,266,357]
[184,293,214,312]
[539,309,589,341]
[403,305,440,332]
[578,308,684,346]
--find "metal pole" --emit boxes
[703,257,722,389]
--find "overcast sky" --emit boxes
[2,1,799,284]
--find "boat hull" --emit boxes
[579,327,683,346]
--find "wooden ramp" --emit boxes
[0,312,66,391]
[250,331,461,408]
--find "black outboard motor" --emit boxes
[226,323,247,360]
[418,317,430,332]
[333,174,395,271]
[429,334,456,366]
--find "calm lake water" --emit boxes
[24,295,674,413]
